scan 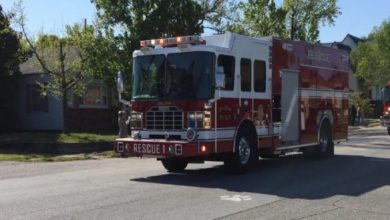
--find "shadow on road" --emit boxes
[131,154,390,200]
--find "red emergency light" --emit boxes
[140,35,204,47]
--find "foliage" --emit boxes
[92,0,225,37]
[92,0,206,52]
[65,23,123,87]
[13,0,123,132]
[13,0,84,104]
[227,0,287,37]
[90,0,227,93]
[13,0,122,97]
[351,19,390,89]
[283,0,340,42]
[227,0,340,42]
[349,91,373,117]
[0,4,30,75]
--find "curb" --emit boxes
[0,142,113,154]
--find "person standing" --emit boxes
[118,111,130,138]
[350,105,357,126]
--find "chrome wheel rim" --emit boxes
[238,137,251,164]
[319,129,328,153]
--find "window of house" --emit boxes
[217,55,235,90]
[81,85,108,108]
[254,60,266,92]
[26,84,48,113]
[240,58,251,92]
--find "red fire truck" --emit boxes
[114,33,349,173]
[381,81,390,135]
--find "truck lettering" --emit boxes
[133,143,161,154]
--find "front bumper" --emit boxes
[114,138,211,158]
[381,115,390,127]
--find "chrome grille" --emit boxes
[146,106,183,130]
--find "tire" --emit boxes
[316,121,334,159]
[161,158,188,173]
[302,120,333,159]
[387,127,390,135]
[224,129,257,174]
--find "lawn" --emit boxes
[0,132,117,144]
[0,132,120,162]
[0,151,120,162]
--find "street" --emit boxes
[0,126,389,220]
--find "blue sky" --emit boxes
[2,0,390,43]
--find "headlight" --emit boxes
[203,111,211,129]
[130,111,143,129]
[131,131,141,139]
[187,111,211,129]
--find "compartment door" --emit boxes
[281,69,299,144]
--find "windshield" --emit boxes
[132,55,165,100]
[384,86,390,103]
[132,52,215,101]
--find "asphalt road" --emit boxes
[1,126,390,220]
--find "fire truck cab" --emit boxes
[115,33,349,173]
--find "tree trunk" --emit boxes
[290,10,295,40]
[62,94,69,133]
[59,41,69,133]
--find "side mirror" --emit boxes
[215,66,225,89]
[116,71,124,93]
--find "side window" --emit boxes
[26,84,49,113]
[217,55,235,90]
[240,58,251,92]
[254,60,266,92]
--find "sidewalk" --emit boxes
[348,125,386,136]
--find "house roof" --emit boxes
[321,34,365,52]
[343,34,364,45]
[19,47,80,75]
[19,54,45,74]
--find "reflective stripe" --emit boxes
[300,89,348,99]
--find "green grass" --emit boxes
[0,132,119,162]
[365,118,381,127]
[0,151,121,162]
[0,132,117,144]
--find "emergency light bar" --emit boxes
[140,35,204,47]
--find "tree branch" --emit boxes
[14,1,61,77]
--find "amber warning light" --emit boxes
[140,35,205,47]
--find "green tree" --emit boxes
[226,0,340,42]
[90,0,226,98]
[92,0,224,37]
[14,1,116,132]
[227,0,287,37]
[29,34,87,99]
[65,22,123,88]
[351,20,390,89]
[0,4,29,75]
[283,0,340,42]
[94,2,223,52]
[349,91,373,119]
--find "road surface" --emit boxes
[0,126,389,219]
